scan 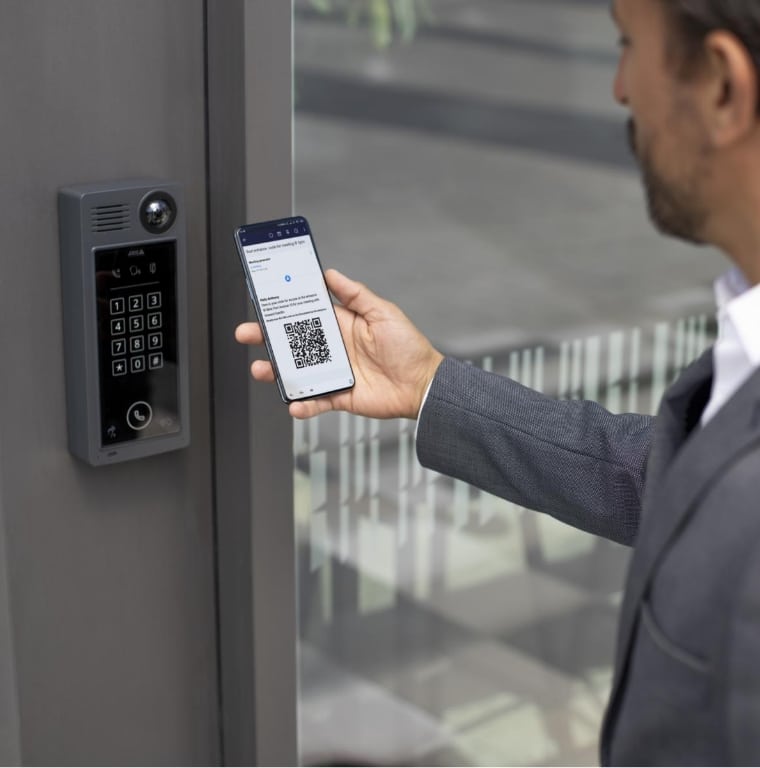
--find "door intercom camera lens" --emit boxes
[140,191,177,234]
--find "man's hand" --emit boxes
[234,269,444,420]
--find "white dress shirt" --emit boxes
[701,267,760,426]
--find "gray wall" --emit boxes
[0,461,20,766]
[0,2,218,763]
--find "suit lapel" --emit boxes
[612,352,712,662]
[603,354,760,757]
[629,352,713,558]
[628,359,760,620]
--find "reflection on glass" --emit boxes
[294,1,716,764]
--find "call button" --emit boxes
[126,401,153,431]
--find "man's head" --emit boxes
[612,0,760,264]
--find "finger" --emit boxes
[289,397,335,420]
[250,359,275,382]
[235,322,263,344]
[325,269,388,319]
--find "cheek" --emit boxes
[625,57,667,120]
[631,93,671,153]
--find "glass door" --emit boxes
[292,1,717,764]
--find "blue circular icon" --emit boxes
[284,274,292,282]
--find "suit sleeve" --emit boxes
[416,357,653,545]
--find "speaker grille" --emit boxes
[90,203,131,233]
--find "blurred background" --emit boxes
[292,0,718,764]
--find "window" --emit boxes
[293,1,716,763]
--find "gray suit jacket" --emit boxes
[417,352,760,765]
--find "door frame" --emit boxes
[206,1,297,764]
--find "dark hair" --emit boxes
[661,1,760,76]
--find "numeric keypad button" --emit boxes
[148,332,162,350]
[129,295,144,312]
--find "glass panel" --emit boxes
[293,1,717,765]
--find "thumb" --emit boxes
[325,269,388,319]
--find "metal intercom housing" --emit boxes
[59,179,190,465]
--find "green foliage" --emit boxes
[309,0,433,48]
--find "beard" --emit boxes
[627,117,708,245]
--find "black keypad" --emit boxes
[109,289,164,376]
[96,241,179,446]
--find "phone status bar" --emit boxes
[238,217,310,246]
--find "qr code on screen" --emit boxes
[284,317,332,368]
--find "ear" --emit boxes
[700,30,758,146]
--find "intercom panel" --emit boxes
[59,179,190,465]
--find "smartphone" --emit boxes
[234,216,355,403]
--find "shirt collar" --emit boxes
[715,268,760,367]
[713,266,751,310]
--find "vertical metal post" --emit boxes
[206,0,297,764]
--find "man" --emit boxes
[236,0,760,763]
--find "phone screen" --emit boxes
[235,216,355,402]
